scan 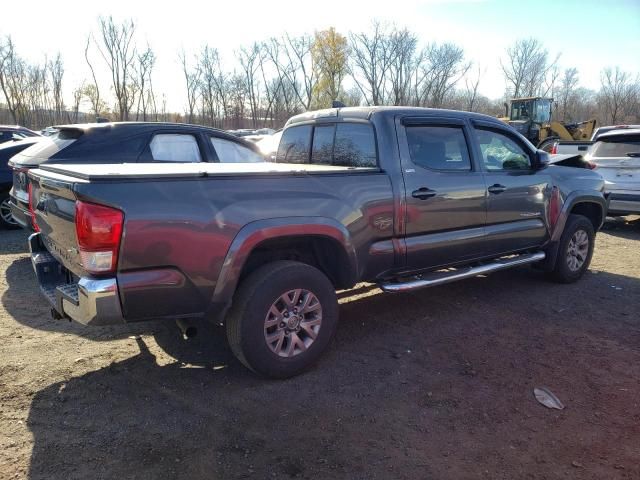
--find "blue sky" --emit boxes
[1,0,638,110]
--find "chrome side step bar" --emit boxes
[380,251,546,293]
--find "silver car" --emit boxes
[586,129,640,215]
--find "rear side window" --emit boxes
[333,123,377,167]
[592,136,640,157]
[406,126,471,171]
[210,137,264,163]
[311,125,335,164]
[150,134,202,162]
[276,125,312,163]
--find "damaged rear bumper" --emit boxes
[29,233,125,325]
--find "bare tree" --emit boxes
[94,16,137,120]
[238,43,262,127]
[0,36,27,123]
[134,46,155,120]
[599,67,638,124]
[84,35,102,118]
[179,49,200,123]
[348,22,397,105]
[462,64,483,112]
[557,67,579,121]
[501,38,559,98]
[49,53,64,123]
[387,28,417,105]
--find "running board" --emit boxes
[380,252,546,293]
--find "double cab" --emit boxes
[27,107,607,378]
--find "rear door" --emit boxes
[470,123,549,256]
[397,116,488,270]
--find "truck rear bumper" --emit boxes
[29,233,125,326]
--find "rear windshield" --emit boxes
[10,130,80,165]
[592,135,640,157]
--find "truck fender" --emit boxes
[209,217,358,320]
[540,191,607,272]
[551,190,607,243]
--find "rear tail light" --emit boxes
[27,182,40,232]
[550,142,558,155]
[548,186,562,232]
[585,161,597,170]
[75,201,123,274]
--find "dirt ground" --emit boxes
[0,219,639,480]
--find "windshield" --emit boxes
[510,101,533,121]
[533,99,552,123]
[591,135,640,157]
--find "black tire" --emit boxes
[538,136,560,153]
[549,214,595,283]
[0,192,19,230]
[226,261,339,379]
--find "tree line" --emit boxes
[1,18,639,130]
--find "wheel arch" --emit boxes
[209,217,357,321]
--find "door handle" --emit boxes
[412,187,437,200]
[487,184,507,194]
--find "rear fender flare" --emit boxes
[210,217,357,314]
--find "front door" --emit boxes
[471,125,550,256]
[397,117,488,271]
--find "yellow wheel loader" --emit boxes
[500,97,597,152]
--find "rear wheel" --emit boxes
[549,214,595,283]
[226,261,339,378]
[0,193,19,230]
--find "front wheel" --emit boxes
[549,214,595,283]
[226,261,339,378]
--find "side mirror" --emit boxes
[534,150,551,170]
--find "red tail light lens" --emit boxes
[75,201,123,274]
[550,142,558,155]
[27,182,40,232]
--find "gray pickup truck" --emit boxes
[27,107,607,378]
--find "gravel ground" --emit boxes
[0,218,639,480]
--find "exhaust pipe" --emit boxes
[176,318,197,339]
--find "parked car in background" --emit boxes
[256,130,283,160]
[0,137,42,229]
[0,125,40,145]
[9,122,265,230]
[26,107,607,378]
[552,124,640,156]
[585,128,640,216]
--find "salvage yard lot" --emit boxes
[1,220,639,480]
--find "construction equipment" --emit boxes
[500,97,597,152]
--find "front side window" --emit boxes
[476,129,531,171]
[150,134,201,162]
[406,125,471,171]
[276,125,312,163]
[210,137,264,163]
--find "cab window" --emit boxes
[476,129,531,171]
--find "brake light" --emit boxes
[75,201,123,274]
[27,182,40,232]
[548,186,562,232]
[550,142,558,155]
